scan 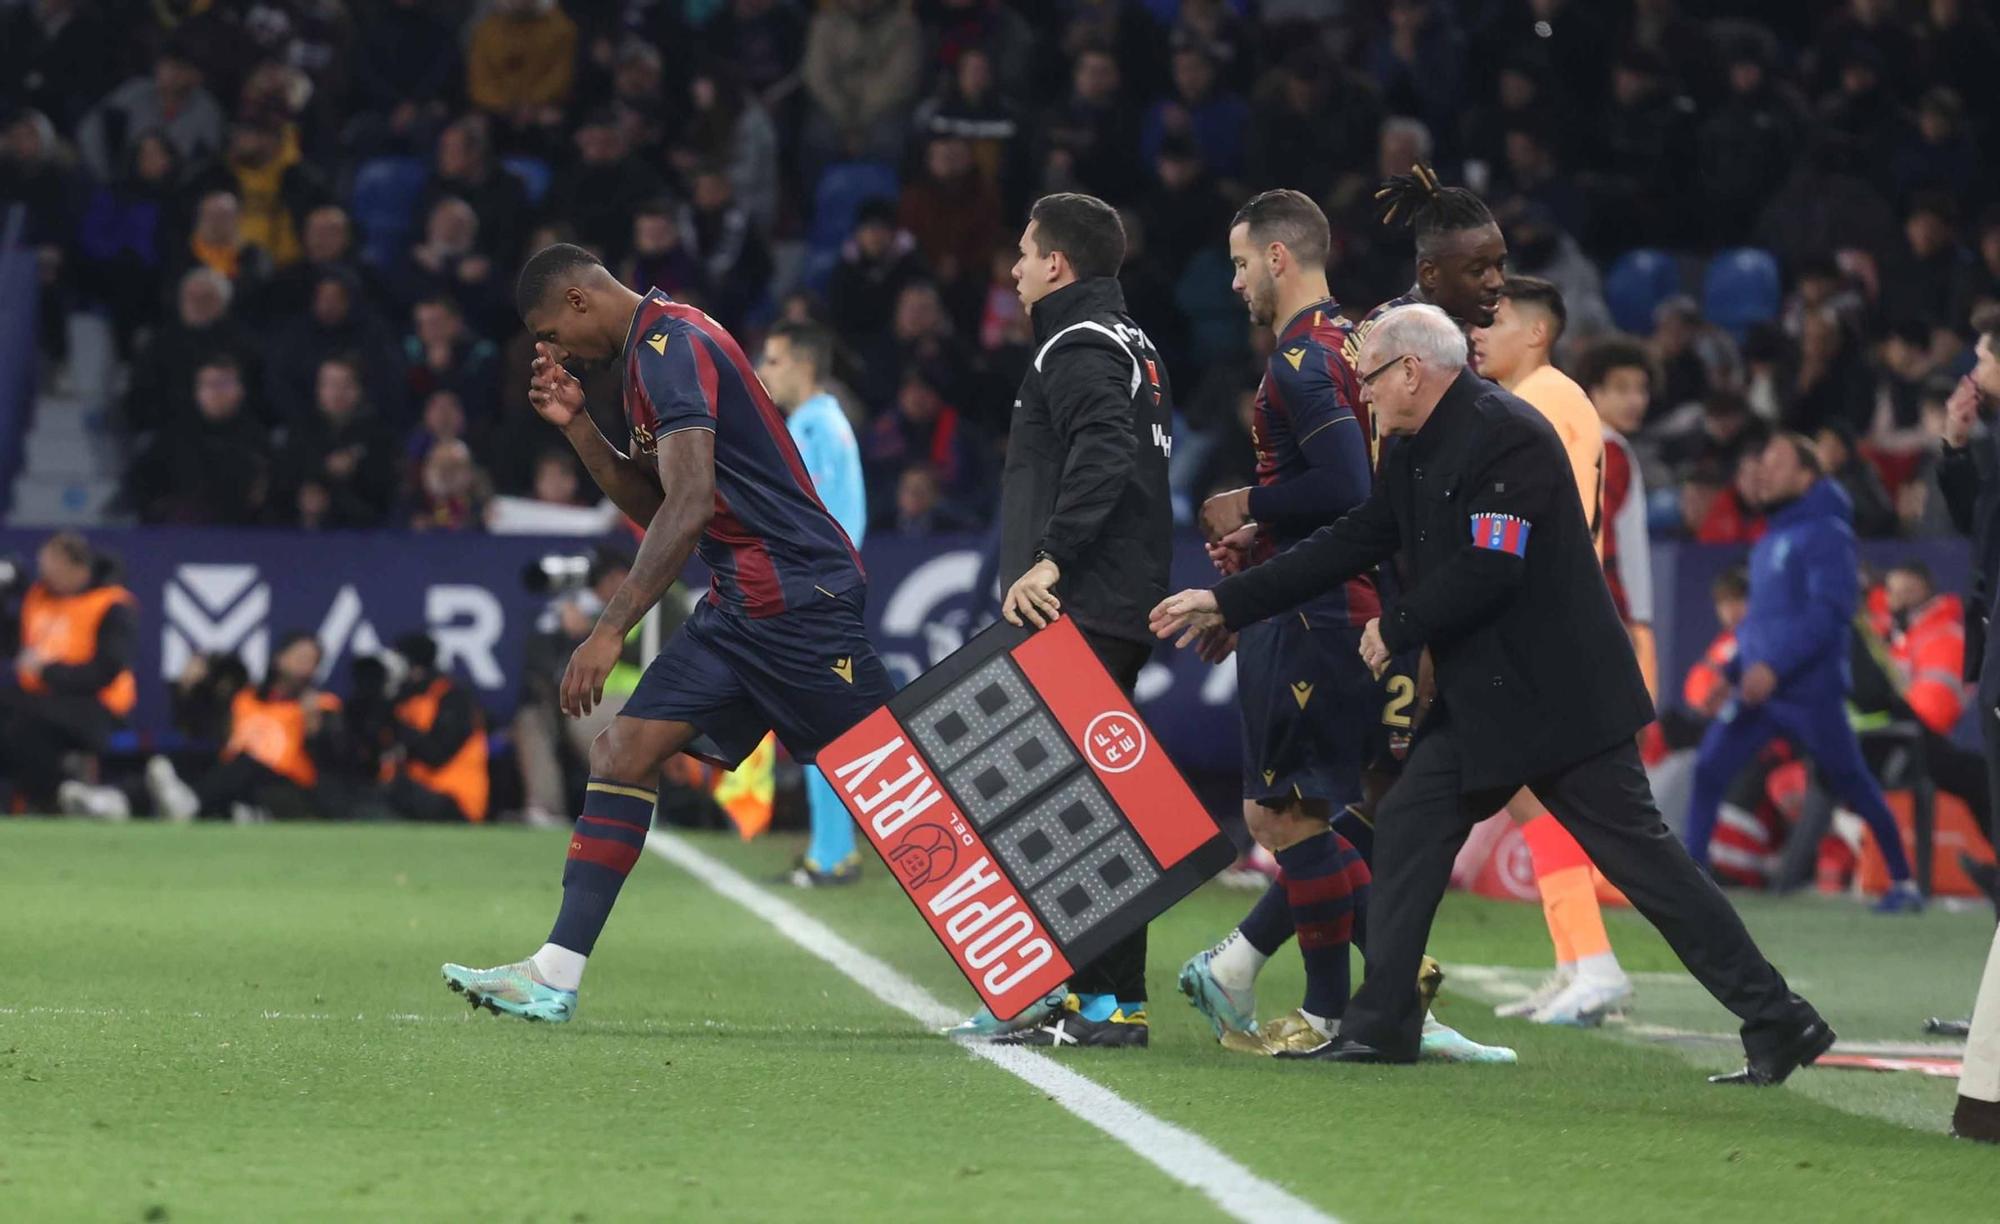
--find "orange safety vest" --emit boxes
[1683,628,1737,714]
[17,582,137,717]
[1890,593,1967,737]
[225,687,340,789]
[393,677,488,822]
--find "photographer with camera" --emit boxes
[513,548,648,825]
[0,533,138,811]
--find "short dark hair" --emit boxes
[1231,189,1330,271]
[44,531,92,567]
[516,242,604,320]
[1712,565,1749,602]
[1888,559,1935,591]
[1573,335,1653,394]
[767,320,833,380]
[275,629,321,657]
[1028,193,1126,280]
[1499,275,1566,346]
[197,352,243,377]
[1775,431,1825,477]
[1375,163,1496,258]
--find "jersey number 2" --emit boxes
[1381,675,1416,728]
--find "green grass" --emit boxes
[3,822,1995,1223]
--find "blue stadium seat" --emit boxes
[1702,248,1782,340]
[349,155,431,269]
[809,161,899,254]
[501,156,552,207]
[1604,248,1680,335]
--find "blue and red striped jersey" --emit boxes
[1248,298,1379,629]
[623,290,864,617]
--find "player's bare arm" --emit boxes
[530,342,667,524]
[560,428,715,717]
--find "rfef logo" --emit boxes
[1083,711,1145,774]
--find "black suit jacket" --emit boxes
[1213,368,1653,791]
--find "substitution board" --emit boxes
[819,618,1233,1019]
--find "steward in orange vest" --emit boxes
[384,633,488,822]
[0,533,138,809]
[129,631,343,823]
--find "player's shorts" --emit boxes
[1236,615,1373,807]
[624,585,894,768]
[1364,646,1424,776]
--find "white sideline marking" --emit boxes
[645,830,1338,1224]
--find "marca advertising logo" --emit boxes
[825,707,1070,1018]
[161,563,509,689]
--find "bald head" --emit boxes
[1358,303,1468,437]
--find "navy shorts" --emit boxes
[1236,616,1373,807]
[1364,647,1424,775]
[624,586,894,768]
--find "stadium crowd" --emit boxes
[3,0,1999,541]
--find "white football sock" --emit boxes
[1573,951,1625,985]
[530,943,587,992]
[1300,1009,1334,1038]
[1207,929,1269,993]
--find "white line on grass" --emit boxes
[645,829,1338,1224]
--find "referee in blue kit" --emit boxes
[760,320,871,887]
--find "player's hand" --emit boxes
[529,342,586,428]
[1002,559,1062,629]
[1739,661,1778,707]
[1360,617,1390,680]
[1194,624,1237,665]
[560,626,623,718]
[1945,375,1984,449]
[1150,589,1223,647]
[17,647,46,678]
[1206,523,1257,576]
[1198,488,1254,543]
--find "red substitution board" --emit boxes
[819,618,1233,1019]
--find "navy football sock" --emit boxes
[548,779,658,956]
[1239,880,1295,955]
[1277,830,1370,1021]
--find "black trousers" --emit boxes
[1340,715,1821,1060]
[1068,627,1153,1003]
[0,689,117,807]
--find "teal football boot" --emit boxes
[442,960,578,1023]
[1179,945,1259,1039]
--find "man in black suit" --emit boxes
[1151,304,1832,1085]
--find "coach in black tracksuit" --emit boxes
[997,193,1174,1045]
[1154,303,1832,1083]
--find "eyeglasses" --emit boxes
[1360,354,1413,386]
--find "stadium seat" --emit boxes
[1701,248,1782,340]
[501,156,552,207]
[808,160,899,254]
[1604,248,1680,335]
[349,155,431,269]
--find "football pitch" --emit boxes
[6,822,1997,1223]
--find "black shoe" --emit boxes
[1952,1094,2000,1143]
[992,1004,1150,1048]
[1926,1017,1972,1039]
[1274,1038,1417,1065]
[1708,1019,1836,1086]
[1960,854,2000,909]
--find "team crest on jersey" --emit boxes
[630,421,656,455]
